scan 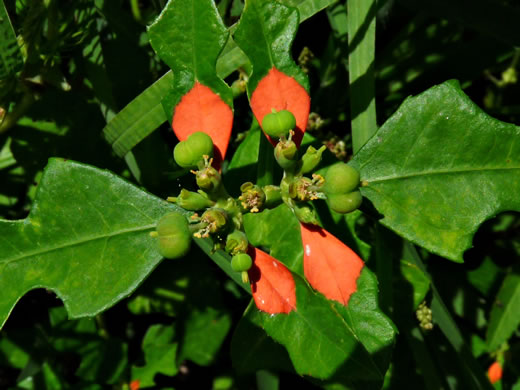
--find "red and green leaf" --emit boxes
[234,0,311,146]
[300,223,364,306]
[240,204,396,384]
[148,0,234,161]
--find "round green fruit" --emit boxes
[323,163,360,194]
[327,191,362,214]
[173,132,214,168]
[231,253,253,272]
[156,212,192,259]
[262,109,296,138]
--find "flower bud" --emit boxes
[170,189,214,211]
[488,361,502,384]
[231,253,253,272]
[196,165,222,193]
[327,191,362,214]
[274,138,298,170]
[225,230,249,255]
[300,145,326,174]
[262,109,296,139]
[323,163,360,195]
[155,212,192,259]
[173,132,214,168]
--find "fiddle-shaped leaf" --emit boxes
[0,159,183,329]
[352,80,520,262]
[241,204,395,383]
[148,0,233,162]
[234,0,310,146]
[236,268,395,387]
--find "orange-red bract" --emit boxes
[172,82,233,165]
[488,361,502,384]
[300,223,364,306]
[129,379,140,390]
[248,246,297,314]
[250,67,310,147]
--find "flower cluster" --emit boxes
[159,66,365,314]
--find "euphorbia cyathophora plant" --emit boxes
[3,0,520,387]
[150,0,366,314]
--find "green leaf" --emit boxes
[0,158,183,329]
[233,0,309,95]
[347,0,377,153]
[283,0,338,22]
[399,260,430,309]
[352,80,520,262]
[174,250,232,366]
[223,123,261,195]
[231,316,295,374]
[243,204,304,274]
[102,72,173,157]
[148,0,233,122]
[0,1,23,79]
[131,325,178,388]
[486,269,520,352]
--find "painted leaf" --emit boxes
[248,247,296,314]
[234,0,310,146]
[240,269,393,387]
[172,82,233,162]
[148,0,234,160]
[300,223,364,305]
[352,80,520,262]
[0,159,185,329]
[240,204,396,384]
[251,68,311,146]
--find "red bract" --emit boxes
[300,223,364,306]
[488,361,502,384]
[248,246,297,314]
[250,67,311,147]
[172,82,233,165]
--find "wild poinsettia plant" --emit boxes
[2,0,520,388]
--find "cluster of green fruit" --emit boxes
[152,110,363,280]
[154,131,254,282]
[323,163,362,214]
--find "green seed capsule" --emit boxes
[231,253,253,272]
[327,191,362,214]
[156,212,192,259]
[262,109,296,138]
[173,132,214,168]
[323,163,360,194]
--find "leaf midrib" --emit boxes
[366,164,520,184]
[1,224,156,265]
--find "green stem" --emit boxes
[347,0,378,154]
[256,132,275,186]
[0,92,34,134]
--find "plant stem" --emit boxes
[256,132,275,186]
